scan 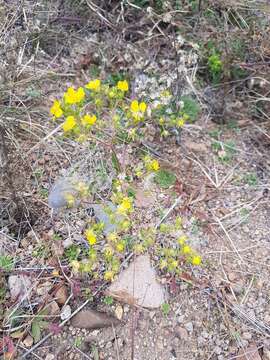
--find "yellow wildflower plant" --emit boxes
[144,155,160,173]
[86,79,101,91]
[178,235,187,246]
[182,245,191,254]
[115,241,125,253]
[104,270,115,282]
[85,228,97,245]
[50,100,63,118]
[150,159,160,171]
[64,87,85,104]
[177,118,185,127]
[81,114,97,126]
[107,232,118,243]
[130,100,147,123]
[117,80,129,92]
[62,116,76,132]
[117,196,132,215]
[192,255,202,266]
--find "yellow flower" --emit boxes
[62,115,76,132]
[50,100,63,118]
[64,193,75,207]
[130,100,139,112]
[177,118,185,127]
[159,117,165,125]
[64,87,85,104]
[85,228,97,245]
[86,79,101,91]
[182,245,191,254]
[133,243,144,254]
[159,259,167,269]
[117,197,132,214]
[116,241,125,253]
[178,235,187,246]
[169,259,178,269]
[130,100,147,113]
[76,87,85,102]
[119,220,131,231]
[107,232,118,243]
[81,114,97,126]
[104,270,115,282]
[104,246,114,259]
[151,159,160,171]
[117,80,129,92]
[139,102,147,112]
[192,256,201,266]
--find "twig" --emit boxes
[212,213,244,263]
[155,196,182,230]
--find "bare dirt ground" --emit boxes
[1,1,270,360]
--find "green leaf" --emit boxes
[31,321,41,343]
[154,170,176,189]
[111,152,121,173]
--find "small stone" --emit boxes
[63,237,73,249]
[60,304,71,320]
[115,305,123,320]
[55,285,68,305]
[214,346,222,355]
[174,326,188,340]
[23,335,33,348]
[123,305,129,313]
[177,315,185,324]
[71,309,120,329]
[242,332,252,340]
[184,322,193,333]
[45,354,55,360]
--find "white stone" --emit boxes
[107,255,167,308]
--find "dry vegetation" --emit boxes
[1,1,270,359]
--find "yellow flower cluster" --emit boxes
[130,100,147,123]
[50,100,63,118]
[117,80,129,92]
[144,155,160,172]
[86,79,101,91]
[64,87,85,104]
[117,196,132,215]
[85,228,97,245]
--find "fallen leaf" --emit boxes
[55,285,68,305]
[115,305,123,320]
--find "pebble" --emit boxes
[242,332,252,340]
[184,322,193,333]
[177,315,185,324]
[174,326,188,340]
[45,355,55,360]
